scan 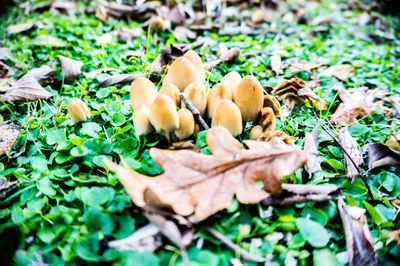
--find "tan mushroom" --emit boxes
[263,95,281,116]
[130,77,158,111]
[233,75,264,122]
[221,71,241,94]
[159,83,181,106]
[133,105,153,135]
[257,107,276,131]
[211,100,243,136]
[174,108,195,140]
[183,50,205,81]
[182,82,207,115]
[67,98,91,123]
[206,83,232,118]
[163,57,203,92]
[149,95,179,141]
[149,16,165,33]
[259,130,292,145]
[249,125,264,140]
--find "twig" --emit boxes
[313,112,375,204]
[207,228,265,263]
[179,93,209,130]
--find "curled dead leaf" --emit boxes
[28,65,54,87]
[7,22,34,35]
[304,126,322,176]
[85,68,121,79]
[338,127,363,181]
[320,64,354,81]
[289,63,324,74]
[95,73,144,88]
[105,127,307,221]
[58,55,84,83]
[367,143,400,171]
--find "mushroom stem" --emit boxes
[179,93,209,130]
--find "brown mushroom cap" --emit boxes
[162,57,203,92]
[221,71,241,94]
[182,82,207,115]
[257,107,276,131]
[159,83,181,106]
[183,50,205,81]
[211,99,243,136]
[206,83,232,118]
[259,130,292,145]
[149,16,165,33]
[133,105,154,135]
[249,125,264,140]
[149,95,179,133]
[174,108,195,140]
[130,77,158,111]
[68,98,91,123]
[233,75,264,122]
[263,95,281,116]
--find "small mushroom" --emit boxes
[252,9,266,24]
[182,82,207,115]
[149,95,179,141]
[183,50,205,81]
[259,130,292,145]
[263,95,281,116]
[211,100,243,136]
[163,57,203,92]
[233,75,264,122]
[130,77,158,111]
[257,107,276,131]
[149,16,165,33]
[174,108,195,140]
[159,83,181,106]
[133,105,153,135]
[221,71,241,94]
[67,98,91,123]
[206,83,232,118]
[250,125,263,140]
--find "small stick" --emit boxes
[313,112,375,204]
[207,228,265,263]
[179,93,209,130]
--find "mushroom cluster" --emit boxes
[130,50,291,144]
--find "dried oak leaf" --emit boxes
[58,55,84,83]
[338,127,363,181]
[105,127,307,221]
[319,64,354,81]
[0,74,52,103]
[338,198,378,266]
[0,122,21,156]
[329,87,375,126]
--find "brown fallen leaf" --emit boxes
[27,65,54,87]
[49,0,77,15]
[304,123,322,176]
[108,223,162,252]
[205,44,240,70]
[95,73,144,88]
[338,198,378,266]
[386,134,400,151]
[289,63,324,74]
[7,22,34,35]
[0,180,18,200]
[0,74,53,103]
[84,68,121,79]
[173,26,196,41]
[262,184,340,206]
[143,206,194,249]
[389,96,400,117]
[58,55,84,83]
[338,127,363,181]
[116,27,142,41]
[0,47,14,61]
[105,126,307,221]
[329,87,375,126]
[95,5,108,23]
[0,61,16,78]
[319,64,354,81]
[367,143,400,171]
[0,121,21,156]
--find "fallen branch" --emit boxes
[179,93,209,130]
[207,228,265,263]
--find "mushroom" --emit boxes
[249,125,263,140]
[206,83,232,118]
[149,95,179,142]
[182,82,207,115]
[252,9,266,24]
[183,50,205,81]
[221,71,241,94]
[174,108,195,140]
[149,16,165,33]
[130,77,158,111]
[263,95,281,116]
[259,130,292,145]
[159,83,181,106]
[133,105,153,135]
[233,75,264,122]
[257,107,276,131]
[67,98,91,123]
[162,57,203,92]
[211,100,242,136]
